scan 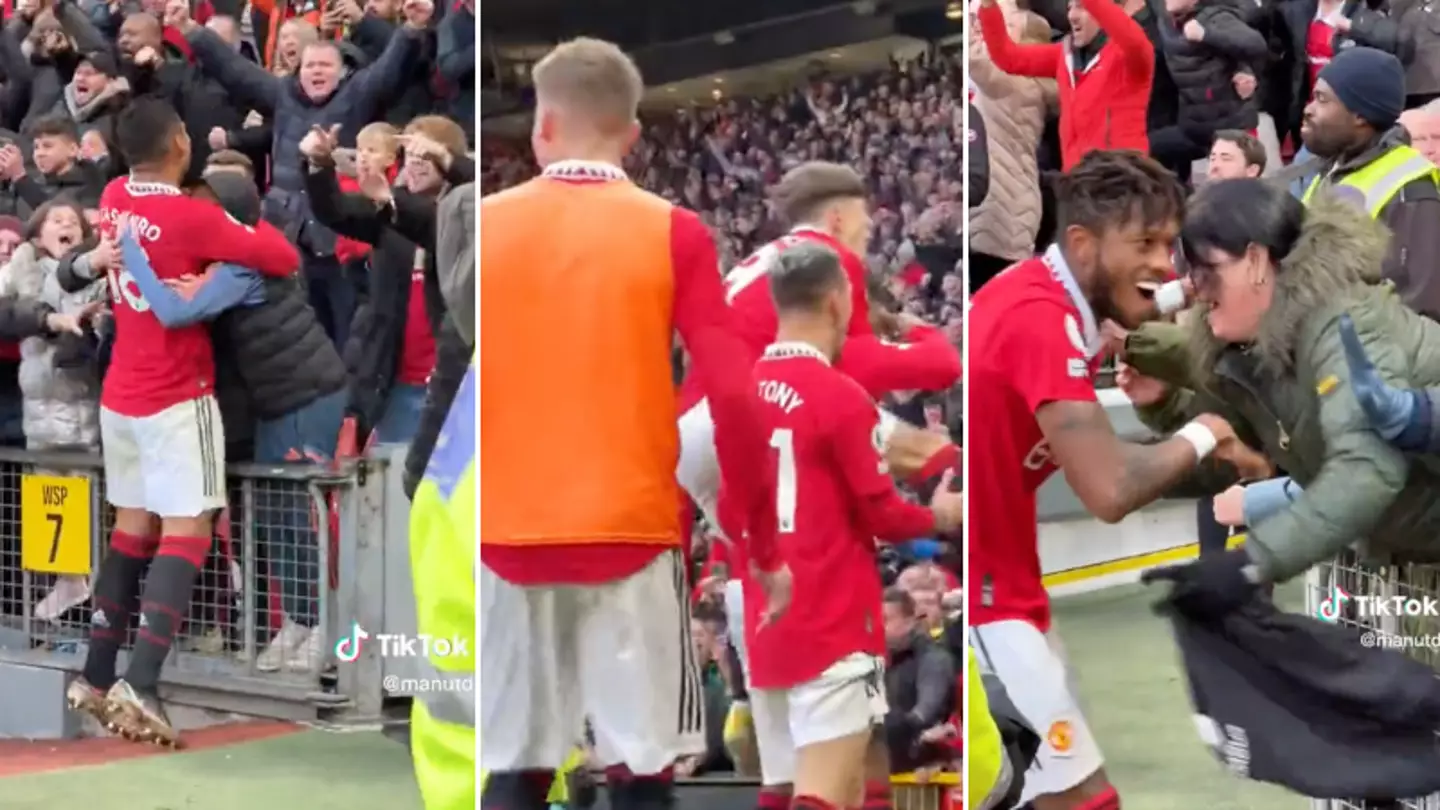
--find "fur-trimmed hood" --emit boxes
[1188,192,1391,383]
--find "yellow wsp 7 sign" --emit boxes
[20,474,92,576]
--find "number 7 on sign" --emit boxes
[46,513,62,564]
[19,473,92,576]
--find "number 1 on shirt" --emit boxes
[770,428,796,533]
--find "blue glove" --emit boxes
[1337,313,1431,450]
[905,538,944,561]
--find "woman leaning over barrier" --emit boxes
[1115,178,1440,614]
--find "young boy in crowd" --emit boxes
[334,122,400,281]
[20,116,105,209]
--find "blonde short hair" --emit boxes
[531,37,643,134]
[358,122,401,155]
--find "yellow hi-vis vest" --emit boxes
[409,359,477,810]
[1302,144,1439,217]
[967,648,1006,810]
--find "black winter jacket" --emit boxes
[884,630,958,772]
[14,159,104,209]
[0,3,107,134]
[305,164,437,439]
[300,155,475,498]
[405,315,468,499]
[348,15,436,129]
[212,274,347,421]
[1161,0,1267,136]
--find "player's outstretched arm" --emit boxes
[833,387,962,539]
[671,208,776,568]
[189,202,300,278]
[838,329,962,400]
[119,230,262,327]
[1036,399,1240,524]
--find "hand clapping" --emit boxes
[299,124,342,165]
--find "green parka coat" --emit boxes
[1124,195,1440,582]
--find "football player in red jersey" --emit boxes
[743,240,963,810]
[967,150,1267,810]
[676,162,960,573]
[66,99,300,746]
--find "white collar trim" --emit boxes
[1042,244,1101,358]
[762,341,831,365]
[125,174,182,197]
[541,160,629,182]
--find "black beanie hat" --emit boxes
[1317,47,1407,130]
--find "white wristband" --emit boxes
[1175,421,1218,462]
[1154,279,1188,315]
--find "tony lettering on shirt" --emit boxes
[757,378,804,412]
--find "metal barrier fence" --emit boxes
[654,774,960,810]
[0,444,410,727]
[891,772,962,810]
[1303,552,1440,810]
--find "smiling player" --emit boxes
[966,149,1257,810]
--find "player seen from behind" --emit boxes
[743,240,962,810]
[966,149,1268,810]
[479,37,773,810]
[67,98,302,746]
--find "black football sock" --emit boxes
[124,535,209,693]
[81,530,155,690]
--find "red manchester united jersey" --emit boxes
[744,342,932,689]
[98,177,299,417]
[967,246,1106,632]
[678,228,961,411]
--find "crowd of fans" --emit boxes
[484,46,967,323]
[966,0,1440,292]
[0,0,477,676]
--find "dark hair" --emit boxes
[27,114,78,142]
[1179,178,1303,282]
[26,197,95,249]
[883,586,916,616]
[115,97,183,168]
[1212,129,1266,173]
[769,241,846,313]
[770,161,868,227]
[78,49,117,78]
[205,149,255,176]
[1055,149,1185,237]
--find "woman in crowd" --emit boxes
[0,198,106,454]
[967,0,1054,291]
[0,198,108,621]
[1122,177,1440,613]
